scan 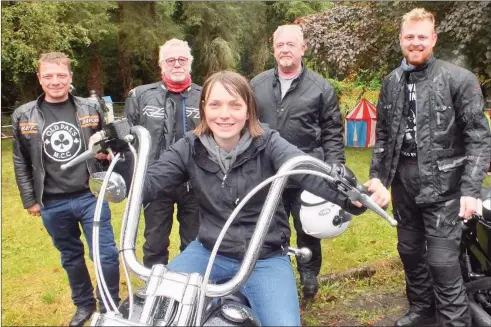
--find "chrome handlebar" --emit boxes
[62,122,396,301]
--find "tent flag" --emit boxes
[344,98,377,147]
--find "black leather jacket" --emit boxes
[141,126,364,259]
[124,81,202,162]
[370,56,491,203]
[251,64,345,164]
[12,94,106,208]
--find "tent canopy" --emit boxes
[345,98,377,147]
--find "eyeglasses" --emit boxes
[165,57,189,67]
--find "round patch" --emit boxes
[42,122,82,162]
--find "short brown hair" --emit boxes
[38,52,72,72]
[194,71,264,137]
[401,8,436,32]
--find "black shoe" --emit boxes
[300,271,319,297]
[394,310,436,327]
[69,305,96,326]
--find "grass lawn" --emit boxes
[1,139,401,326]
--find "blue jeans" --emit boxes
[41,192,120,309]
[168,240,301,326]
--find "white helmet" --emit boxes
[299,191,352,239]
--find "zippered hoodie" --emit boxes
[141,125,365,259]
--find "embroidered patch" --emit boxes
[79,115,100,128]
[42,122,82,162]
[19,122,38,134]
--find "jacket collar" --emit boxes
[192,127,269,169]
[273,62,306,82]
[403,54,437,83]
[36,92,78,109]
[160,80,194,96]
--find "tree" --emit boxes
[1,1,117,103]
[115,1,182,97]
[298,1,477,82]
[437,1,491,96]
[298,4,379,80]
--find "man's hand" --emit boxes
[89,131,109,160]
[26,203,41,216]
[364,178,391,208]
[459,196,480,220]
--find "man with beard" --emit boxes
[251,25,354,298]
[124,39,201,272]
[366,8,491,326]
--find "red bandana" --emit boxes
[162,74,192,93]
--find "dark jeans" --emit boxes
[41,192,120,310]
[393,157,470,326]
[282,187,322,276]
[142,183,200,268]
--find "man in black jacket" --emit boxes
[251,25,346,297]
[366,8,491,327]
[124,39,201,269]
[12,52,120,326]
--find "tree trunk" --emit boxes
[117,2,133,98]
[86,43,104,96]
[118,44,132,98]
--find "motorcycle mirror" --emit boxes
[89,172,127,203]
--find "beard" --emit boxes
[278,57,295,69]
[403,48,432,66]
[169,73,187,83]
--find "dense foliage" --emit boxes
[2,1,490,109]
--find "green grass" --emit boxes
[1,139,401,326]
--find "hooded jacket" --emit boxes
[142,126,364,259]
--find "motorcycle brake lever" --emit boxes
[335,180,397,227]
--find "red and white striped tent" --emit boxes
[344,98,377,147]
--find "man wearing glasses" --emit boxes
[124,39,201,274]
[11,52,120,326]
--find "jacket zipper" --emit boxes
[219,145,264,188]
[182,96,190,192]
[37,107,46,207]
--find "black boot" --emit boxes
[300,271,319,297]
[69,305,96,326]
[394,310,436,327]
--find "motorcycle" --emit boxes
[60,119,396,326]
[461,164,491,326]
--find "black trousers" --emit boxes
[142,183,200,268]
[393,157,470,326]
[283,187,322,276]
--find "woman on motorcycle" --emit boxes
[139,71,390,325]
